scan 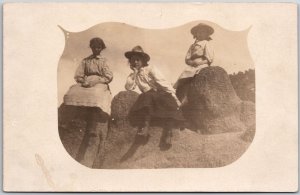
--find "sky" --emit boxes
[57,21,254,106]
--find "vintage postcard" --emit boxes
[3,2,298,192]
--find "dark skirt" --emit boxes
[175,77,193,102]
[128,89,184,127]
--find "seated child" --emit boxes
[125,45,184,148]
[174,23,215,106]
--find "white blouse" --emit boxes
[74,54,113,84]
[185,40,214,64]
[125,64,176,95]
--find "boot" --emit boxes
[164,129,173,146]
[137,121,150,137]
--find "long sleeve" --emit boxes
[185,45,194,66]
[125,72,136,91]
[185,44,203,67]
[149,66,175,94]
[99,59,113,84]
[74,60,86,82]
[204,41,214,64]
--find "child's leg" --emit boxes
[76,112,99,167]
[137,108,151,136]
[180,94,188,107]
[176,78,192,106]
[164,119,173,146]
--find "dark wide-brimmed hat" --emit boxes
[125,46,150,62]
[190,23,214,36]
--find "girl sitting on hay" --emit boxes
[124,46,184,147]
[174,23,215,107]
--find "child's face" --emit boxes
[130,55,144,70]
[195,31,207,41]
[91,45,102,56]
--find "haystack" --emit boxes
[110,91,139,124]
[103,91,140,167]
[182,66,246,134]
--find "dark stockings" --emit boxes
[137,108,151,137]
[76,107,108,168]
[164,119,173,146]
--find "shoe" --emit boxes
[164,130,173,146]
[137,127,149,137]
[180,96,188,107]
[137,128,143,135]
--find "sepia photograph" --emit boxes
[57,21,256,169]
[3,3,297,192]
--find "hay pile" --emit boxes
[110,91,139,123]
[103,91,140,167]
[182,66,246,134]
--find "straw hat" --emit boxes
[190,23,214,37]
[124,45,150,62]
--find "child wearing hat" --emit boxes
[174,23,215,106]
[125,46,184,147]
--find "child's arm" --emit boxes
[74,60,86,83]
[186,42,214,67]
[185,46,207,67]
[186,57,209,67]
[100,59,113,84]
[203,42,214,66]
[125,72,137,91]
[149,66,181,107]
[86,59,113,87]
[76,77,85,83]
[125,66,138,91]
[185,45,194,66]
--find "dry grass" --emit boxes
[102,126,251,168]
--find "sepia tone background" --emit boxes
[3,3,298,191]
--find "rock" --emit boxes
[182,66,246,134]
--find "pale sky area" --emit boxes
[57,21,254,106]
